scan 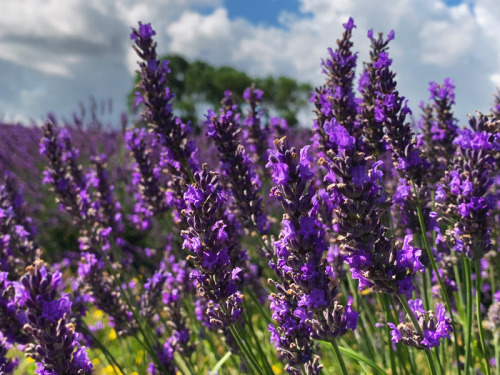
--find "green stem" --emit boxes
[490,264,496,297]
[475,258,491,375]
[422,268,431,310]
[398,295,438,375]
[330,339,349,375]
[432,349,444,375]
[464,257,473,375]
[495,333,500,375]
[95,245,168,374]
[453,263,465,320]
[411,180,461,375]
[242,311,275,375]
[382,294,398,375]
[81,323,125,375]
[227,323,263,375]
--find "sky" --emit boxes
[1,0,499,127]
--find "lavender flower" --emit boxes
[206,101,269,234]
[40,121,89,220]
[435,113,499,259]
[419,79,458,185]
[371,47,425,182]
[181,166,244,350]
[0,272,30,345]
[312,17,358,156]
[124,128,170,229]
[77,253,136,337]
[131,22,199,224]
[16,263,92,374]
[88,155,124,233]
[267,137,358,374]
[148,338,177,375]
[357,29,394,156]
[321,121,423,298]
[242,85,268,170]
[1,174,40,278]
[487,297,500,334]
[388,299,452,350]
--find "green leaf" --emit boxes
[209,351,232,375]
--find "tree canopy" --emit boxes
[128,54,312,127]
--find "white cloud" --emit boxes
[163,0,500,122]
[0,0,499,124]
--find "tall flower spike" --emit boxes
[131,22,199,225]
[0,173,40,278]
[16,264,92,374]
[77,252,137,337]
[181,166,244,351]
[321,121,423,298]
[40,121,89,220]
[419,79,458,185]
[435,112,499,260]
[242,84,269,171]
[267,137,358,374]
[368,33,426,183]
[357,29,395,156]
[312,17,358,156]
[124,128,170,229]
[206,98,269,234]
[160,247,195,356]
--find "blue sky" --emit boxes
[225,0,303,26]
[0,0,498,125]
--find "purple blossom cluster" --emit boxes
[312,17,358,157]
[16,263,92,374]
[419,79,458,185]
[388,299,452,350]
[267,138,358,374]
[0,173,40,278]
[182,167,244,349]
[206,94,269,234]
[435,113,499,259]
[0,332,17,375]
[321,121,423,298]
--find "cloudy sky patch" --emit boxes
[0,0,499,125]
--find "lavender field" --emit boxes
[1,17,500,375]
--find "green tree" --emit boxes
[128,54,312,128]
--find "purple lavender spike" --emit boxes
[435,112,499,260]
[124,128,170,229]
[242,84,269,171]
[388,299,452,350]
[312,17,358,157]
[0,272,30,345]
[267,137,358,373]
[15,264,92,374]
[181,166,244,351]
[419,78,458,185]
[206,97,269,234]
[1,173,40,278]
[321,121,423,298]
[357,29,395,156]
[130,22,199,226]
